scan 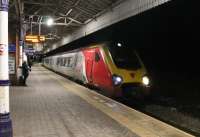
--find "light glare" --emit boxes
[112,75,123,86]
[117,43,122,47]
[142,76,150,86]
[116,77,122,82]
[47,18,53,26]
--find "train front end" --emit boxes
[103,42,151,97]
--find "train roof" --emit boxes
[51,41,111,56]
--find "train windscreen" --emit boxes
[108,42,141,70]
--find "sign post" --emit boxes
[0,0,13,136]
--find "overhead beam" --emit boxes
[25,14,84,25]
[58,14,83,24]
[23,21,81,26]
[24,1,55,6]
[74,0,82,6]
[33,8,42,15]
[67,17,83,24]
[75,7,94,17]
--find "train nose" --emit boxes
[130,73,135,78]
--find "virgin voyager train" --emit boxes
[43,41,151,97]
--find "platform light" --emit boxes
[31,39,40,43]
[47,18,53,26]
[26,35,38,39]
[39,36,45,41]
[117,43,122,47]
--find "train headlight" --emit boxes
[112,75,123,86]
[142,76,150,86]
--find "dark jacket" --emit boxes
[22,62,30,77]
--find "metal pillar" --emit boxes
[20,1,24,67]
[17,26,24,83]
[0,0,13,137]
[19,17,25,67]
[19,40,23,67]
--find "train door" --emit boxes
[87,60,93,82]
[92,48,113,92]
[83,49,95,83]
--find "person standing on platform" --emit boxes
[28,59,32,69]
[22,61,31,85]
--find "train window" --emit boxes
[67,58,70,67]
[61,57,72,67]
[61,58,64,66]
[56,58,60,66]
[45,59,49,64]
[68,57,73,67]
[61,58,66,66]
[95,52,100,62]
[59,58,61,65]
[50,59,52,65]
[108,42,141,69]
[63,58,67,66]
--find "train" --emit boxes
[43,41,151,97]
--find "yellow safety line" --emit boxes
[43,67,195,137]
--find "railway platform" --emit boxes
[10,65,194,137]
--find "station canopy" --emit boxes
[9,0,122,42]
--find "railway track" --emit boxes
[116,95,200,137]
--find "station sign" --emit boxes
[9,55,15,74]
[25,35,45,43]
[9,43,16,52]
[24,48,35,53]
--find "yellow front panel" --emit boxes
[101,46,147,84]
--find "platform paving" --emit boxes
[10,66,138,137]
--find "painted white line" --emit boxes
[99,99,106,103]
[93,96,100,100]
[105,102,117,108]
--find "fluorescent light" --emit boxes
[117,43,122,47]
[47,18,53,26]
